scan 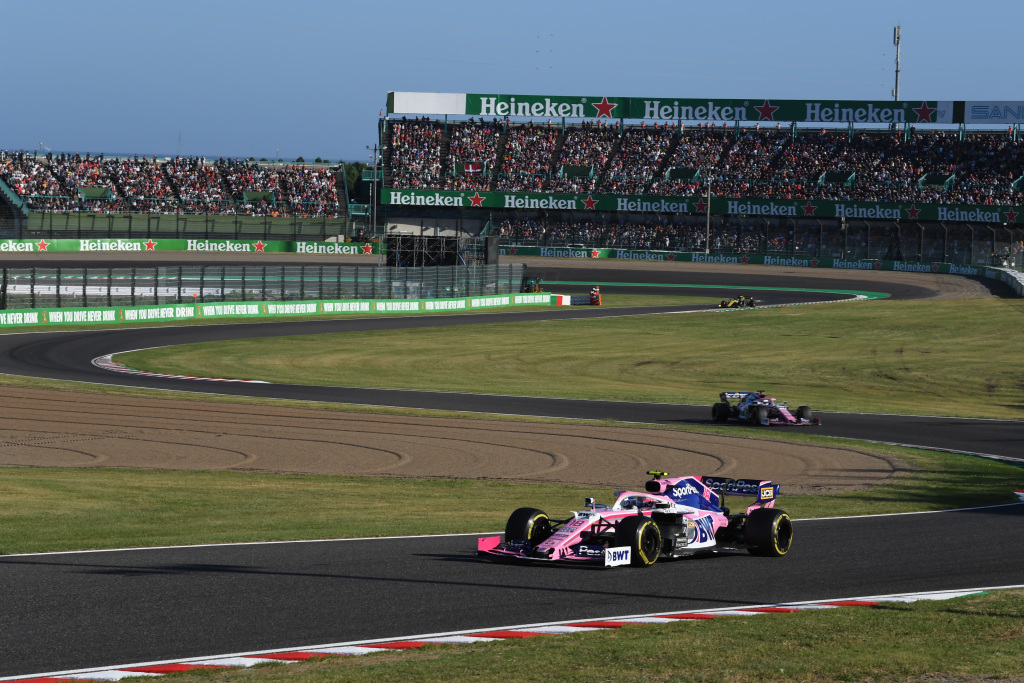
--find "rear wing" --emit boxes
[703,477,780,504]
[720,391,752,402]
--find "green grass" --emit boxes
[119,297,1024,419]
[116,589,1024,682]
[1,440,1020,555]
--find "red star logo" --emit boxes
[740,256,750,264]
[906,204,921,219]
[468,192,485,207]
[253,240,266,252]
[590,249,600,259]
[144,239,157,251]
[755,100,779,121]
[810,258,819,267]
[667,253,675,261]
[582,195,598,210]
[932,264,940,273]
[1004,208,1018,224]
[507,246,517,256]
[694,199,708,213]
[591,97,617,118]
[361,242,374,255]
[912,101,936,123]
[801,201,817,217]
[874,262,882,269]
[36,239,49,252]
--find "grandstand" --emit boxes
[0,152,344,218]
[384,120,1024,204]
[2,91,1023,268]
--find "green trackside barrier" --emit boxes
[0,238,380,255]
[0,293,558,329]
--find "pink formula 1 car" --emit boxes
[712,391,820,426]
[477,471,793,568]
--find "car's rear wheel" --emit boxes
[745,508,793,557]
[505,507,553,545]
[711,402,731,422]
[797,405,812,421]
[614,515,662,567]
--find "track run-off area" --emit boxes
[0,256,1022,678]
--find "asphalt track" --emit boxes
[1,265,1023,677]
[3,506,1023,676]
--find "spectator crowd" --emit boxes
[0,151,341,217]
[384,118,1024,207]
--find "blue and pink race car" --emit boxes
[477,471,793,568]
[712,391,820,426]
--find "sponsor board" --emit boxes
[390,92,954,124]
[0,294,557,328]
[383,188,1024,224]
[0,239,378,254]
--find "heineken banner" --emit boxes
[384,188,1022,224]
[0,292,557,328]
[0,239,381,254]
[388,92,987,124]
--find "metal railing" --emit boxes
[496,218,1024,270]
[0,263,526,310]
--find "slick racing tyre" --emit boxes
[749,406,768,425]
[505,507,553,545]
[797,405,813,421]
[744,508,793,557]
[711,402,731,422]
[614,515,662,567]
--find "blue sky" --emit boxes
[3,0,1022,162]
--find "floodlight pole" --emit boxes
[893,26,901,101]
[704,178,712,254]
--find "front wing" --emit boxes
[477,536,633,567]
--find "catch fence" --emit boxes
[0,263,525,310]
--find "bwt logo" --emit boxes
[607,549,630,563]
[694,516,716,543]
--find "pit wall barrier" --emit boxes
[0,293,557,329]
[499,246,1021,295]
[986,267,1024,295]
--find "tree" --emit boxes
[296,156,305,163]
[344,161,369,201]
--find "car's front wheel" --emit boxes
[614,515,662,567]
[505,507,553,545]
[797,405,812,421]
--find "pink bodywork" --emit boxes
[478,476,778,565]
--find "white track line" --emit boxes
[3,501,1020,559]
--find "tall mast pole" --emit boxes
[893,26,901,101]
